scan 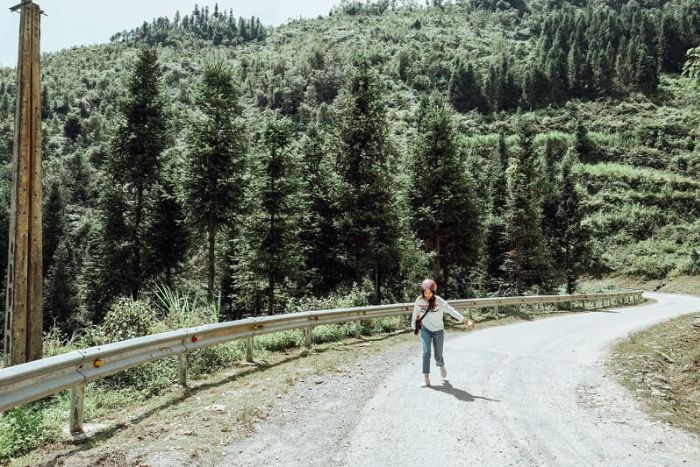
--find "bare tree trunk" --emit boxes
[373,266,381,305]
[207,223,216,303]
[132,186,143,299]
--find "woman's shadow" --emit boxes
[429,381,500,403]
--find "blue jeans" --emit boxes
[420,327,444,374]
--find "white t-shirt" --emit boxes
[411,295,464,332]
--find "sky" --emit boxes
[0,0,340,68]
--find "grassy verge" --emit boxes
[609,313,700,436]
[597,274,700,435]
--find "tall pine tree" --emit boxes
[241,113,302,314]
[501,123,555,295]
[298,122,349,295]
[409,93,481,298]
[336,53,401,304]
[105,47,168,299]
[550,152,590,294]
[144,175,189,288]
[448,60,486,113]
[185,60,247,302]
[485,133,509,293]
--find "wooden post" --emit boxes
[4,1,43,365]
[354,320,361,339]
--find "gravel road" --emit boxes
[219,292,700,467]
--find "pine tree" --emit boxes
[614,37,634,93]
[541,137,568,268]
[40,85,51,120]
[546,46,568,104]
[0,93,9,115]
[501,123,555,295]
[522,67,550,110]
[635,43,659,94]
[43,181,65,276]
[657,14,683,73]
[550,152,589,294]
[185,60,246,302]
[336,53,401,304]
[409,93,481,298]
[106,47,168,299]
[591,45,614,97]
[567,41,584,98]
[92,185,131,319]
[44,240,80,333]
[502,63,521,111]
[144,177,189,288]
[448,60,485,113]
[242,113,303,314]
[483,61,504,112]
[298,123,349,295]
[485,133,509,293]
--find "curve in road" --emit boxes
[346,292,700,466]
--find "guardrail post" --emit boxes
[70,384,85,434]
[355,320,361,339]
[304,327,313,348]
[246,336,254,363]
[493,306,499,318]
[179,353,188,388]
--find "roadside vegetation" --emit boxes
[610,313,700,436]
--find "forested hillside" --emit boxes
[0,0,698,340]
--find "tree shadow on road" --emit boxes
[429,381,500,403]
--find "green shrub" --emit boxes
[102,298,158,342]
[256,330,304,352]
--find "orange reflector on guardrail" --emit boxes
[93,359,104,368]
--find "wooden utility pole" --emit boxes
[3,0,43,365]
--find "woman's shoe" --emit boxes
[440,365,447,380]
[421,374,431,387]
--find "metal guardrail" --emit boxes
[0,290,643,433]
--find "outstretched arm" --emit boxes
[438,297,475,328]
[437,296,464,321]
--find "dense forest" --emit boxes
[0,0,698,342]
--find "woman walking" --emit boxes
[411,278,474,387]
